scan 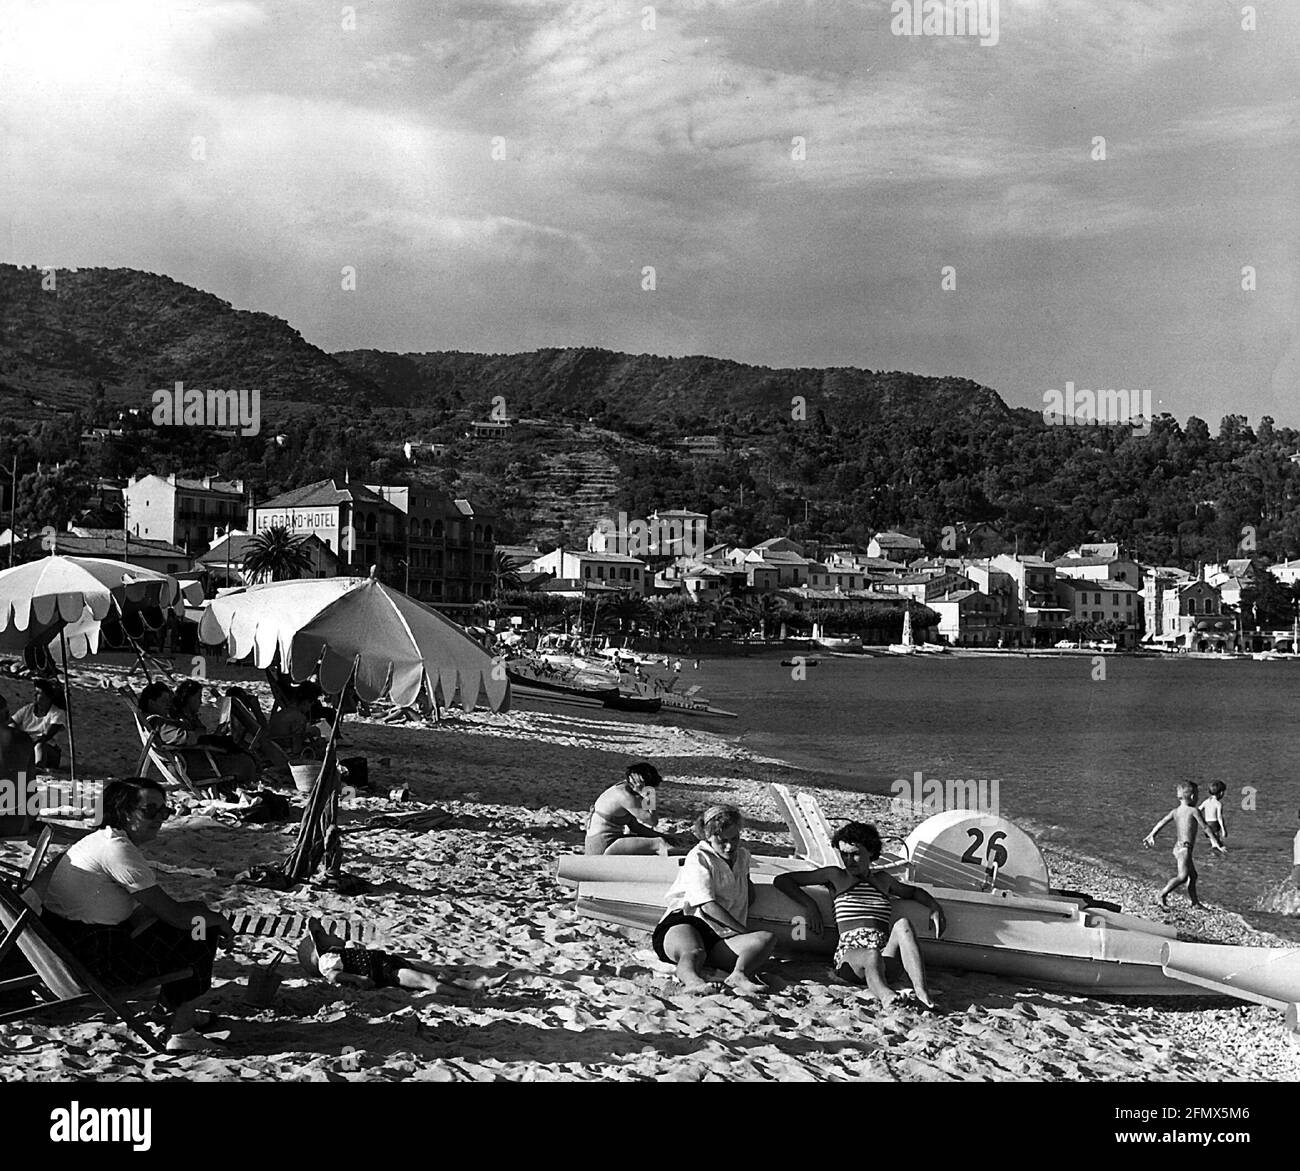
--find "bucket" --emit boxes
[244,957,285,1008]
[290,763,318,794]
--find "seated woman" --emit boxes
[11,678,67,770]
[297,917,514,997]
[138,682,256,790]
[40,777,236,1053]
[652,804,775,995]
[773,821,945,1010]
[585,763,678,856]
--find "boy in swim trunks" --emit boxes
[1143,782,1226,907]
[1198,781,1227,848]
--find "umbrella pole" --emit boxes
[59,627,77,786]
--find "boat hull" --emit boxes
[566,861,1207,997]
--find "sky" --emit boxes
[2,0,1298,425]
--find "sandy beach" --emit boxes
[2,665,1297,1083]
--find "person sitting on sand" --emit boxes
[296,917,513,997]
[139,681,257,790]
[10,678,67,770]
[773,821,945,1010]
[585,763,679,856]
[1199,780,1227,848]
[39,777,236,1053]
[652,804,775,995]
[1143,781,1226,907]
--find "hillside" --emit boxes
[336,346,1012,430]
[0,265,384,421]
[4,265,1300,570]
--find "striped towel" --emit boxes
[229,911,378,944]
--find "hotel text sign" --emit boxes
[256,509,339,533]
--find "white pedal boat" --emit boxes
[557,805,1300,1006]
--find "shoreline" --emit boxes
[1,662,1297,1082]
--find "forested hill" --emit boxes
[335,347,1012,430]
[0,265,384,420]
[3,264,1300,570]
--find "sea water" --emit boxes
[700,653,1300,941]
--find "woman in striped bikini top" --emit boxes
[833,875,894,933]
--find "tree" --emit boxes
[490,552,524,598]
[242,526,314,582]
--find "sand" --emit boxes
[1,663,1297,1083]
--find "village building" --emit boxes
[122,473,246,556]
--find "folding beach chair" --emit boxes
[0,823,55,893]
[0,876,190,1054]
[130,709,237,799]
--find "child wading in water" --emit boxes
[1143,782,1226,907]
[1198,781,1228,848]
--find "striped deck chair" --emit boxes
[0,877,189,1054]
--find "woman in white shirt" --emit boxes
[651,804,775,995]
[41,777,236,1053]
[11,678,66,769]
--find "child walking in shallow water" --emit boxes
[1143,782,1226,907]
[1199,781,1228,848]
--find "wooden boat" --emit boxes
[602,692,663,713]
[780,657,819,667]
[505,658,620,702]
[559,805,1300,1003]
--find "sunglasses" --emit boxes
[137,804,172,821]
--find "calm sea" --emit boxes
[694,652,1300,940]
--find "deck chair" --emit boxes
[130,709,237,799]
[0,876,189,1053]
[0,824,55,893]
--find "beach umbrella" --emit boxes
[197,572,510,712]
[0,556,198,780]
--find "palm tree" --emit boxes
[242,525,314,583]
[491,551,524,599]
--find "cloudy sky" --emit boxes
[2,0,1297,424]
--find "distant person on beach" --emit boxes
[585,763,679,855]
[774,821,945,1010]
[297,917,513,997]
[653,804,775,995]
[1143,781,1226,907]
[10,678,66,769]
[40,777,235,1053]
[1199,781,1228,848]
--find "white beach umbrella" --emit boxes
[0,556,198,779]
[197,574,510,712]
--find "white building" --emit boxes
[123,473,246,555]
[525,549,648,596]
[587,509,708,559]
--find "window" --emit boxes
[1112,594,1118,606]
[1125,595,1132,606]
[583,566,591,578]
